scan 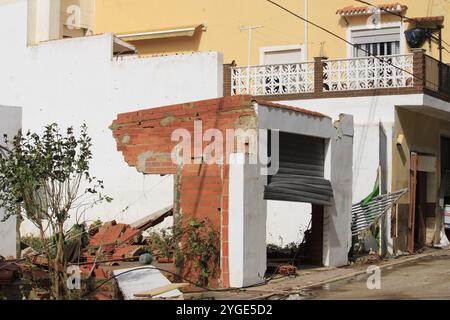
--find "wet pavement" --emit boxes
[304,253,450,300]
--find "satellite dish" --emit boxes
[405,27,433,48]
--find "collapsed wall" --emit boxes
[111,95,257,287]
[111,95,354,288]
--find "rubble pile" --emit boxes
[0,206,186,300]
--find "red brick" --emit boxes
[110,96,262,289]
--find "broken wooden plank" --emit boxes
[130,205,174,231]
[134,283,189,298]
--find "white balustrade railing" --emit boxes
[231,62,315,96]
[323,54,414,92]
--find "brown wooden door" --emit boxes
[407,153,418,253]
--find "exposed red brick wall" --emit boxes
[412,48,426,90]
[314,57,326,94]
[111,95,257,288]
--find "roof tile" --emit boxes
[336,2,407,16]
[255,100,329,118]
[409,16,444,24]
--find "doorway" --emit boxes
[408,152,436,252]
[265,132,329,268]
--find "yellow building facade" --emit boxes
[94,0,450,65]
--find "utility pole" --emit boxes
[240,25,263,93]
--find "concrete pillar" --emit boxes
[323,114,354,267]
[28,0,61,45]
[228,153,267,288]
[0,106,22,259]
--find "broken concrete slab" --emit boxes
[113,266,183,300]
[130,205,174,231]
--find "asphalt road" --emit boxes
[307,253,450,300]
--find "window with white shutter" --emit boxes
[351,27,401,57]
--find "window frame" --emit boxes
[346,21,405,59]
[259,44,306,65]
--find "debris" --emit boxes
[130,205,174,231]
[89,222,128,246]
[157,257,174,264]
[21,247,38,257]
[354,253,382,265]
[29,289,51,300]
[2,213,169,300]
[113,266,183,300]
[134,283,189,298]
[31,255,49,268]
[277,265,297,277]
[351,189,407,237]
[139,253,154,265]
[112,245,146,260]
[0,263,19,284]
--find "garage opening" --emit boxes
[264,131,331,270]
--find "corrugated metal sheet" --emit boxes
[351,189,408,236]
[264,132,333,206]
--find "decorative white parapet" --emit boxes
[231,54,414,96]
[231,62,315,96]
[323,54,414,92]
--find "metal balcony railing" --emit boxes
[425,55,450,97]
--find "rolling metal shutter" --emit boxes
[264,132,333,206]
[351,27,401,44]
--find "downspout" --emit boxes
[304,0,308,61]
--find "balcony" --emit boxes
[227,50,450,102]
[231,61,315,96]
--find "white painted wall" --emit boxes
[323,114,354,267]
[266,201,311,246]
[0,0,223,233]
[279,95,410,255]
[27,0,61,44]
[0,105,22,258]
[280,94,435,201]
[280,94,450,255]
[228,153,267,288]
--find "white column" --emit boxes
[0,106,22,259]
[28,0,61,44]
[228,153,267,288]
[323,114,354,267]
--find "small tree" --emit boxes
[0,123,111,299]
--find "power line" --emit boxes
[265,0,438,88]
[355,0,450,50]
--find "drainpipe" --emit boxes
[304,0,308,61]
